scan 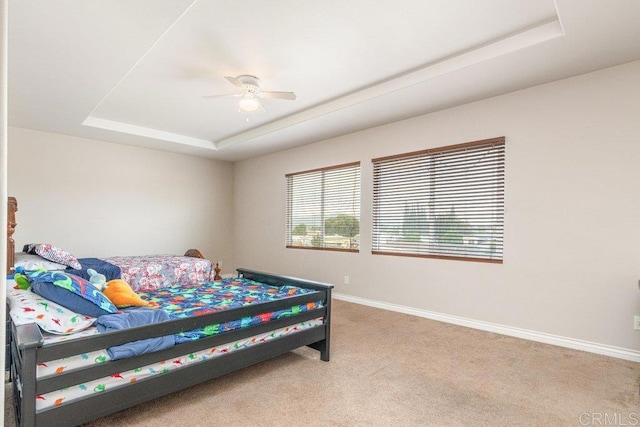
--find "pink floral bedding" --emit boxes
[101,255,213,291]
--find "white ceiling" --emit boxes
[8,0,640,161]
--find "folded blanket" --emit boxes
[66,258,121,282]
[96,308,174,360]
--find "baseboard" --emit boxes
[333,293,640,363]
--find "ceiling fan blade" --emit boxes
[256,97,267,112]
[202,93,242,99]
[225,75,246,90]
[259,90,296,100]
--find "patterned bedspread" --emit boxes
[139,277,322,343]
[102,255,213,291]
[34,277,325,410]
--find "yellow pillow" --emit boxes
[103,279,154,308]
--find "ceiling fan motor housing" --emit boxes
[237,75,261,94]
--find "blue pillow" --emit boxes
[30,271,118,318]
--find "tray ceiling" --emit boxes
[8,0,640,161]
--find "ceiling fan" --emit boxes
[203,75,296,112]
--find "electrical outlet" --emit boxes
[344,276,350,285]
[634,316,640,331]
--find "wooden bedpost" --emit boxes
[7,196,17,275]
[213,262,222,281]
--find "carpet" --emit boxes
[5,299,640,426]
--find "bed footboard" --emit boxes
[183,248,204,258]
[237,268,333,361]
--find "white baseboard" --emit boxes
[333,293,640,362]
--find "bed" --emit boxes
[4,197,333,427]
[16,244,216,291]
[6,198,215,287]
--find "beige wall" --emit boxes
[7,60,640,353]
[233,59,640,351]
[8,127,234,268]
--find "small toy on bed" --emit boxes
[87,268,107,291]
[104,279,156,308]
[13,266,44,289]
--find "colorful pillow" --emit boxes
[29,271,118,317]
[14,252,67,271]
[7,287,96,335]
[24,243,82,270]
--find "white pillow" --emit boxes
[7,286,96,335]
[14,252,68,271]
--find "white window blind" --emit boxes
[372,137,505,263]
[286,162,361,252]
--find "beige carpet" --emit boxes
[5,300,640,426]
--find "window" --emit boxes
[372,137,505,263]
[286,162,361,252]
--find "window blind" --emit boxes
[372,137,505,263]
[286,162,361,252]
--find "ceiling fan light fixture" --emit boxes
[204,75,295,112]
[238,94,260,112]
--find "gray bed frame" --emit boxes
[8,268,333,427]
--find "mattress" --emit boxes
[141,277,321,342]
